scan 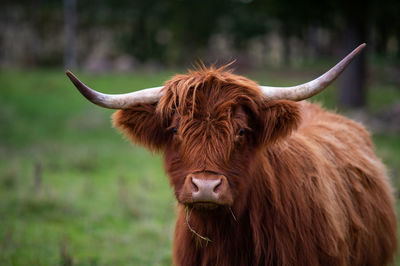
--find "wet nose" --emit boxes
[191,177,222,201]
[182,172,232,205]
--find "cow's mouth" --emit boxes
[189,201,221,210]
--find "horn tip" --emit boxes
[356,43,367,52]
[65,70,75,80]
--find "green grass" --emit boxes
[0,67,399,265]
[0,69,176,265]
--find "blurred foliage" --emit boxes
[2,0,400,66]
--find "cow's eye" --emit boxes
[172,127,178,134]
[238,128,246,136]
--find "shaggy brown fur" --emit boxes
[112,65,397,266]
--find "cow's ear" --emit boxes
[112,103,169,151]
[254,99,301,146]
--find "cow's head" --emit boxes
[66,44,365,216]
[111,67,301,214]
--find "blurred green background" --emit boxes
[1,0,400,265]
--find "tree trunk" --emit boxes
[375,22,389,55]
[64,0,77,69]
[397,30,400,60]
[306,26,320,61]
[338,19,368,108]
[280,24,292,67]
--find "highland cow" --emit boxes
[66,44,397,266]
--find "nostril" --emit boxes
[213,179,222,193]
[190,177,199,192]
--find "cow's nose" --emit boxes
[191,177,222,201]
[182,173,232,206]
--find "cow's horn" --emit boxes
[65,71,164,109]
[260,43,366,101]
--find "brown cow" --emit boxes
[66,44,397,266]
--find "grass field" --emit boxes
[1,67,399,265]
